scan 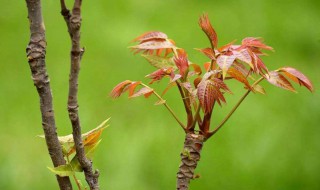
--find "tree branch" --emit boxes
[207,77,265,138]
[25,0,72,189]
[60,0,100,189]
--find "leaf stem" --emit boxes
[66,155,82,190]
[176,82,193,129]
[141,83,187,131]
[189,103,201,130]
[207,77,264,138]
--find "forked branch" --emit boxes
[60,0,100,189]
[25,0,72,189]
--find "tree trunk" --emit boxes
[25,0,72,189]
[177,133,205,190]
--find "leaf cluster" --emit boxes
[39,119,109,179]
[111,14,313,138]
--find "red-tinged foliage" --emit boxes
[161,82,177,96]
[130,31,177,57]
[146,68,174,84]
[189,63,202,75]
[211,78,232,94]
[174,51,189,78]
[110,80,132,98]
[278,67,314,92]
[111,13,313,146]
[233,49,252,65]
[227,67,251,89]
[194,77,202,88]
[130,87,154,98]
[203,62,211,71]
[181,82,193,93]
[128,81,141,96]
[132,31,168,43]
[216,54,237,78]
[247,49,269,75]
[232,61,251,77]
[199,14,218,49]
[218,40,237,52]
[195,48,215,60]
[170,74,182,83]
[265,71,296,92]
[242,37,273,51]
[197,79,226,113]
[131,40,175,51]
[202,70,220,81]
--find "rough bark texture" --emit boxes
[60,0,100,189]
[25,0,73,189]
[177,133,205,190]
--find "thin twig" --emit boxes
[176,82,193,128]
[140,83,186,130]
[207,77,264,138]
[189,103,201,130]
[60,0,100,189]
[25,0,72,189]
[171,48,193,130]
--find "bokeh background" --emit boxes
[0,0,319,189]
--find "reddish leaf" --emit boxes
[128,81,141,96]
[174,51,189,77]
[197,80,226,113]
[161,82,177,96]
[130,87,154,98]
[227,67,251,89]
[211,78,232,94]
[130,40,176,54]
[232,61,251,77]
[203,62,211,71]
[194,77,202,88]
[278,67,314,92]
[247,49,268,75]
[195,48,215,60]
[233,49,252,65]
[170,74,182,83]
[202,70,220,81]
[254,54,268,74]
[146,68,173,84]
[110,80,132,98]
[144,90,154,98]
[189,63,202,75]
[181,82,193,93]
[199,14,218,48]
[218,40,237,52]
[216,54,237,78]
[132,31,168,42]
[242,37,273,51]
[266,71,296,92]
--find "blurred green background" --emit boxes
[0,0,319,189]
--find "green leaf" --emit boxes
[47,165,75,177]
[69,140,103,172]
[252,84,266,94]
[141,54,176,69]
